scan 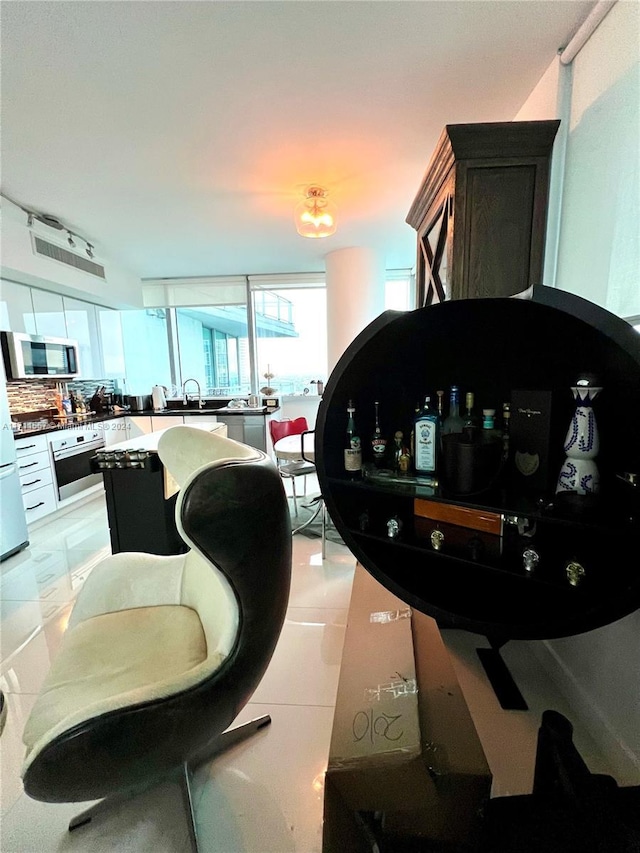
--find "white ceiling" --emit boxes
[0,1,594,281]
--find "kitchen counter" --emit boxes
[9,402,279,440]
[10,411,129,439]
[160,405,275,415]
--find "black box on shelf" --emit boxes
[509,389,565,496]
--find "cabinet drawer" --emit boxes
[15,433,49,457]
[20,464,53,494]
[22,483,57,523]
[17,449,51,477]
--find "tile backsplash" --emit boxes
[6,379,58,414]
[6,378,116,414]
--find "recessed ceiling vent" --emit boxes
[31,234,106,280]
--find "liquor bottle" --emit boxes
[370,401,387,468]
[344,399,362,477]
[436,390,445,426]
[482,408,496,431]
[391,430,411,474]
[442,385,464,435]
[462,391,479,439]
[501,402,511,459]
[414,396,439,474]
[409,401,421,461]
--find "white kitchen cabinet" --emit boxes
[0,279,36,334]
[63,297,100,379]
[97,307,126,381]
[14,433,56,524]
[125,415,153,439]
[150,415,185,432]
[14,433,49,460]
[31,289,67,337]
[182,414,219,429]
[148,414,223,434]
[18,450,52,491]
[101,418,131,447]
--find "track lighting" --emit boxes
[0,192,98,260]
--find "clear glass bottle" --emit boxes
[414,396,439,474]
[370,401,387,468]
[344,399,362,477]
[442,385,464,435]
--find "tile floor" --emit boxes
[0,484,635,852]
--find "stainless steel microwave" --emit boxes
[1,331,80,379]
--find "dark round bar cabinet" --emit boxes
[316,286,640,641]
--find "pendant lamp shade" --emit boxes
[294,186,337,239]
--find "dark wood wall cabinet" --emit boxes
[316,287,640,641]
[406,120,560,307]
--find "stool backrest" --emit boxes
[269,417,309,445]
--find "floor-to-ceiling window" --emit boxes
[175,305,250,396]
[250,277,326,396]
[119,269,414,397]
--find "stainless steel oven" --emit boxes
[50,430,105,501]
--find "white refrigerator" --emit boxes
[0,358,29,560]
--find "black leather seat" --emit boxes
[21,426,292,850]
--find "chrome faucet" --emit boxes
[182,378,202,408]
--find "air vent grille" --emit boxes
[32,236,106,279]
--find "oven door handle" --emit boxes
[53,442,105,461]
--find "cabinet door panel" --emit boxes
[31,290,67,337]
[464,166,536,299]
[151,415,184,432]
[103,419,131,447]
[63,297,100,378]
[126,416,153,438]
[97,307,126,380]
[0,280,36,333]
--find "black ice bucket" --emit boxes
[441,433,504,497]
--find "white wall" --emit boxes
[0,199,143,309]
[515,1,640,319]
[514,0,640,783]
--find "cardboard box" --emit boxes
[323,564,491,850]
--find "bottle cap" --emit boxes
[466,391,474,407]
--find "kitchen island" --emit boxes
[96,422,226,556]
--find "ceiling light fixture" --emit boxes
[294,185,337,239]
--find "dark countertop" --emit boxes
[161,405,273,415]
[11,405,278,438]
[11,411,129,439]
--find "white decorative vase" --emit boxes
[556,379,602,495]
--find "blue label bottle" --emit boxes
[414,396,439,474]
